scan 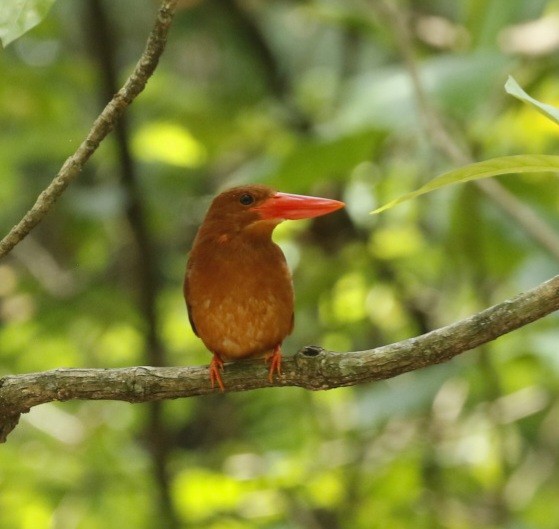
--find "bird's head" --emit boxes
[202,184,345,237]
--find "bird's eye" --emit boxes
[239,193,254,206]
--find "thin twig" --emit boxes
[0,0,179,259]
[2,273,559,442]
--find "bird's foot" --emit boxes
[209,353,225,391]
[265,345,282,383]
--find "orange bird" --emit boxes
[184,184,344,390]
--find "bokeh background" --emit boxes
[2,1,559,528]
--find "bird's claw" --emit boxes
[266,345,282,383]
[209,354,225,391]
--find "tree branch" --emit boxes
[0,0,178,259]
[2,273,558,442]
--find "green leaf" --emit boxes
[505,75,559,127]
[0,0,56,47]
[371,155,559,214]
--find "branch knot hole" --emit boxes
[300,345,324,357]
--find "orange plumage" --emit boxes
[184,184,344,390]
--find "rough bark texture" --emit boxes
[2,274,558,442]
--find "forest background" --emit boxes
[2,1,559,528]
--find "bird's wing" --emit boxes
[184,263,199,337]
[186,302,199,337]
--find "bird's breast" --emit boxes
[186,238,294,359]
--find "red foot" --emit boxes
[266,345,282,383]
[209,353,225,391]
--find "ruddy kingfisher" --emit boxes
[184,184,344,390]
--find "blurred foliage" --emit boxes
[2,0,559,528]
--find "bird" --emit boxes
[184,184,345,390]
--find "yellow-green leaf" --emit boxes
[371,154,559,214]
[505,75,559,127]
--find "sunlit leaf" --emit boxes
[371,155,559,214]
[505,75,559,127]
[132,122,207,168]
[0,0,56,47]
